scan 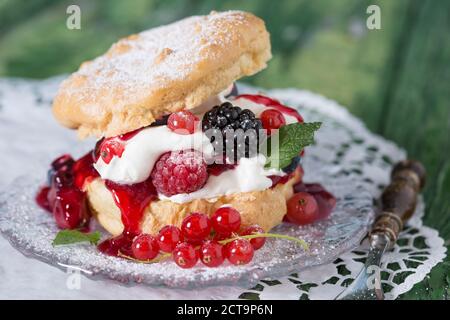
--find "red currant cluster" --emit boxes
[127,207,267,269]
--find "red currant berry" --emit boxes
[286,192,319,225]
[53,187,87,229]
[52,167,74,188]
[100,139,125,164]
[181,213,211,243]
[241,225,266,250]
[51,154,74,171]
[172,242,198,268]
[294,183,336,220]
[157,225,183,253]
[131,234,159,261]
[211,207,241,236]
[212,232,229,242]
[260,109,286,134]
[167,111,199,134]
[199,240,225,267]
[225,239,254,265]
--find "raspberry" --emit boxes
[151,150,208,196]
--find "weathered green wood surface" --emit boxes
[0,0,448,299]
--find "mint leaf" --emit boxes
[52,230,101,246]
[265,122,321,169]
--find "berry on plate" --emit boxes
[240,225,266,250]
[36,186,51,212]
[172,242,198,268]
[167,110,199,134]
[181,212,212,243]
[51,154,74,171]
[225,238,254,265]
[199,240,225,267]
[53,186,87,229]
[131,234,160,260]
[151,150,208,196]
[294,183,336,220]
[157,225,183,253]
[210,207,241,236]
[286,192,320,225]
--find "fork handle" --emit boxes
[371,160,426,245]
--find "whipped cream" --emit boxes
[94,126,214,184]
[160,155,284,204]
[94,90,297,203]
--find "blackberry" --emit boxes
[202,102,265,162]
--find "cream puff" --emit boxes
[36,11,321,260]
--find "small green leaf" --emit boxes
[265,122,321,169]
[52,230,101,246]
[238,292,260,300]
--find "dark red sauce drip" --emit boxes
[207,163,237,176]
[118,127,143,141]
[35,186,51,212]
[268,173,293,188]
[73,152,100,190]
[236,94,304,123]
[36,152,99,230]
[105,179,157,236]
[97,232,134,257]
[98,178,158,256]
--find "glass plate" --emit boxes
[0,82,378,288]
[0,165,374,288]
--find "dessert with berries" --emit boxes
[36,11,336,267]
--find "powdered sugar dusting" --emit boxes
[68,11,250,100]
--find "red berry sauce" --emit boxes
[118,127,143,141]
[236,94,304,123]
[268,174,293,188]
[36,152,99,230]
[73,152,99,190]
[35,186,51,212]
[207,163,236,176]
[99,178,157,256]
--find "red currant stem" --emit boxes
[219,233,309,250]
[117,251,171,264]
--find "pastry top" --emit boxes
[53,10,271,138]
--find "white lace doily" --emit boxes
[0,78,446,299]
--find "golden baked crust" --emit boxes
[53,11,271,138]
[86,171,300,237]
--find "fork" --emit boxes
[335,159,426,300]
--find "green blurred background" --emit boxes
[1,0,449,299]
